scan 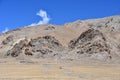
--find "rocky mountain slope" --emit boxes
[0,15,120,62]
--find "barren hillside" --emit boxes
[0,15,120,80]
[0,15,120,62]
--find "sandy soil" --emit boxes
[0,59,119,80]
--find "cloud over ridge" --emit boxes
[30,9,50,26]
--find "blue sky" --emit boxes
[0,0,120,33]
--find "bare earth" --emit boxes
[0,59,119,80]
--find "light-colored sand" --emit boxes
[0,59,119,80]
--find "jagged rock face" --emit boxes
[6,36,64,58]
[29,36,63,51]
[6,39,28,57]
[4,29,117,61]
[69,29,106,48]
[28,36,64,58]
[68,29,112,60]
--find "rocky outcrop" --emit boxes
[69,29,106,48]
[6,36,64,58]
[68,29,112,61]
[6,39,28,57]
[28,36,64,58]
[29,36,63,50]
[5,29,120,61]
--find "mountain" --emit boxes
[1,15,120,63]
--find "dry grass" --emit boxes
[0,59,119,80]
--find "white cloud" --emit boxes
[29,9,50,26]
[2,27,9,33]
